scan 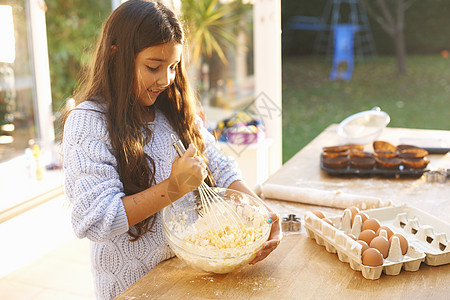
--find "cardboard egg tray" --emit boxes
[304,204,450,280]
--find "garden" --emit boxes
[282,54,450,162]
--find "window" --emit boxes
[0,1,37,162]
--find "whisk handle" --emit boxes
[171,134,186,157]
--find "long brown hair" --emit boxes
[65,0,215,241]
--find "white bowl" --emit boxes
[337,107,390,145]
[162,187,270,274]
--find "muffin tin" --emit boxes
[320,141,430,178]
[320,155,428,178]
[304,204,450,280]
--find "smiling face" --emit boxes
[134,42,183,107]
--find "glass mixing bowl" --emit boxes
[162,187,271,274]
[337,107,390,145]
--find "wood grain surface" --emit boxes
[118,234,450,299]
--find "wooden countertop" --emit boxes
[118,126,450,299]
[117,233,450,299]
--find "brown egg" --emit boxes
[376,226,394,239]
[352,212,369,226]
[370,236,390,258]
[389,233,409,255]
[358,229,377,245]
[346,233,357,240]
[313,210,326,219]
[356,240,370,254]
[322,218,334,226]
[362,218,381,232]
[362,248,384,267]
[348,206,360,223]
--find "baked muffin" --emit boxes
[348,149,372,158]
[346,144,365,151]
[375,157,402,169]
[397,144,416,151]
[322,144,364,153]
[373,141,397,153]
[398,146,428,158]
[322,156,349,169]
[349,157,376,169]
[322,151,348,159]
[373,151,398,159]
[322,145,349,153]
[402,157,430,169]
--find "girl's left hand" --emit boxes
[249,211,282,265]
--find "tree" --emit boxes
[46,0,110,112]
[363,0,416,75]
[179,0,251,106]
[180,0,248,65]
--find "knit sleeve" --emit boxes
[63,106,129,242]
[198,117,243,188]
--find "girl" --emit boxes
[61,1,281,299]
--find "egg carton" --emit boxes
[304,204,450,280]
[362,204,450,266]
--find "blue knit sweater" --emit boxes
[62,101,242,299]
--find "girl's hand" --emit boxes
[249,211,282,265]
[167,144,207,201]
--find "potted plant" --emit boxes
[179,0,252,107]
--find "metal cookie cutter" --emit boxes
[281,214,301,233]
[424,169,448,183]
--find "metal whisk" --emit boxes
[171,134,244,231]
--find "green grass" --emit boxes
[282,55,450,162]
